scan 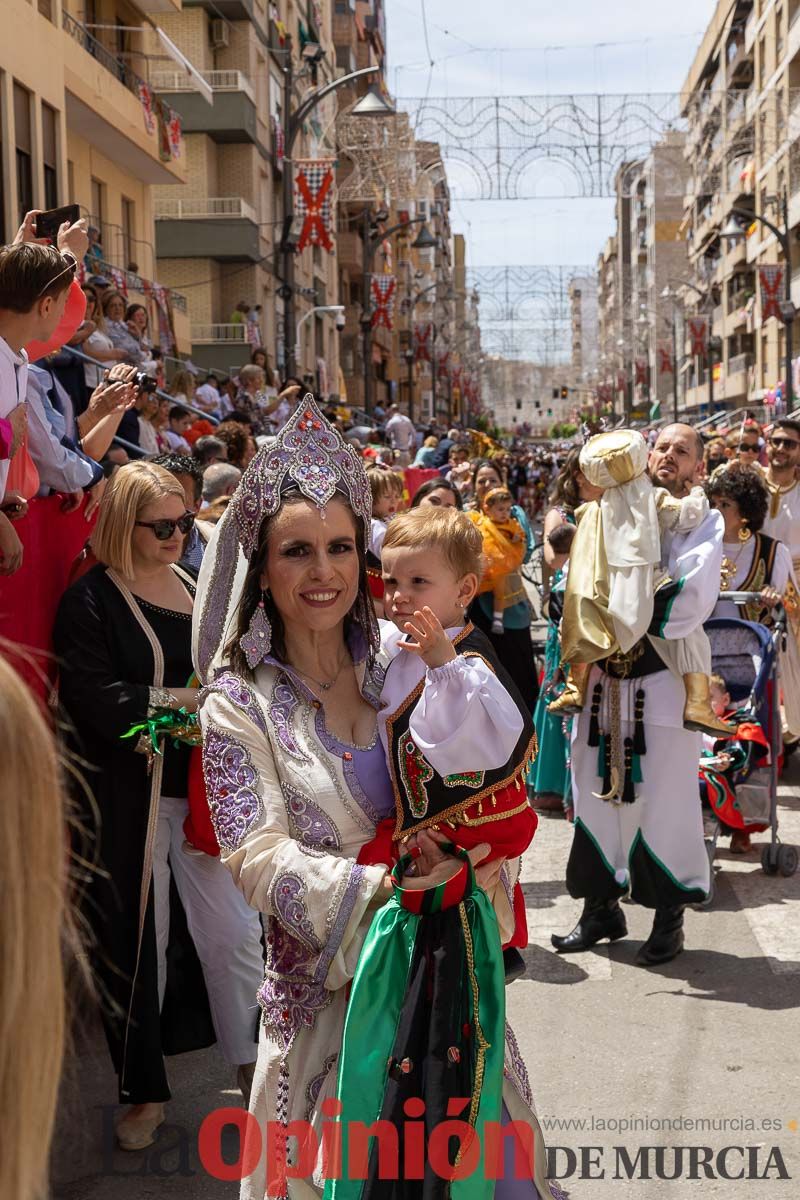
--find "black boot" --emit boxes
[503,946,526,984]
[636,905,685,965]
[551,897,627,953]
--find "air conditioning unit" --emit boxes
[211,18,229,49]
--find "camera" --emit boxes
[335,311,346,331]
[134,371,158,394]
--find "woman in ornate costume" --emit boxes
[192,398,564,1200]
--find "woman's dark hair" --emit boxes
[250,346,268,366]
[547,447,583,512]
[471,457,505,489]
[125,303,147,323]
[228,494,374,677]
[410,478,464,510]
[709,463,769,533]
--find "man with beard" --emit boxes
[761,418,800,576]
[551,424,722,965]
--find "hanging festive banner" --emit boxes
[414,322,433,361]
[293,160,335,253]
[167,109,182,160]
[370,275,397,330]
[616,370,627,394]
[437,351,450,380]
[759,265,784,322]
[657,344,674,374]
[138,82,156,135]
[152,284,176,355]
[451,364,462,390]
[635,358,648,386]
[271,117,285,169]
[688,318,708,357]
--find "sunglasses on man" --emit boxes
[134,511,195,540]
[769,435,800,451]
[738,442,759,452]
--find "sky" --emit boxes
[385,0,720,275]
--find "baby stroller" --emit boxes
[704,597,798,879]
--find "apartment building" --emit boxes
[568,275,599,385]
[679,0,800,411]
[152,0,341,385]
[2,0,191,351]
[596,234,620,413]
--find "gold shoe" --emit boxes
[683,673,737,737]
[548,663,590,715]
[116,1102,165,1151]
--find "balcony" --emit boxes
[152,70,260,145]
[182,0,256,18]
[192,323,248,343]
[154,197,261,261]
[61,10,184,184]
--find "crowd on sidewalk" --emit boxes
[4,211,800,1200]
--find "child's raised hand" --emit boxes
[399,606,457,669]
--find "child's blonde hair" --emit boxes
[382,507,484,581]
[366,464,404,505]
[709,673,729,694]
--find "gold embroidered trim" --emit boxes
[458,900,490,1135]
[458,796,532,827]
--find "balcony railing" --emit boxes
[154,197,258,222]
[62,9,144,97]
[151,69,256,103]
[192,323,248,343]
[88,255,188,312]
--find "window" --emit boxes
[121,197,135,268]
[777,7,784,59]
[42,103,58,210]
[14,84,33,223]
[758,36,766,88]
[37,0,53,21]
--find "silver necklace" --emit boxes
[293,653,351,693]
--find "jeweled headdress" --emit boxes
[232,400,373,559]
[192,395,377,681]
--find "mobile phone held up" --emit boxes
[35,205,80,245]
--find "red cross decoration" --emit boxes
[370,275,397,330]
[635,358,648,386]
[759,265,784,322]
[293,160,335,253]
[657,344,674,374]
[451,365,462,390]
[616,370,627,394]
[688,318,708,357]
[414,322,433,362]
[437,351,450,380]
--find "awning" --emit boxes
[155,27,214,106]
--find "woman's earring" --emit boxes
[738,522,752,543]
[240,592,272,668]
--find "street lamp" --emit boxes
[349,85,395,117]
[280,49,387,376]
[295,305,345,365]
[720,198,795,408]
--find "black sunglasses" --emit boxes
[135,511,195,540]
[738,442,759,452]
[770,436,800,450]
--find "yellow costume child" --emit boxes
[469,486,526,634]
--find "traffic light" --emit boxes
[560,385,568,399]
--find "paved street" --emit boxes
[52,758,800,1198]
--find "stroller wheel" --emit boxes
[777,845,799,877]
[761,844,780,875]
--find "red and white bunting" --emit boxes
[109,268,128,297]
[293,160,335,253]
[138,82,156,134]
[370,275,397,330]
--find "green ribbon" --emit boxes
[120,708,197,755]
[325,881,505,1200]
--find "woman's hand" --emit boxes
[398,607,458,669]
[400,842,490,890]
[760,585,781,609]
